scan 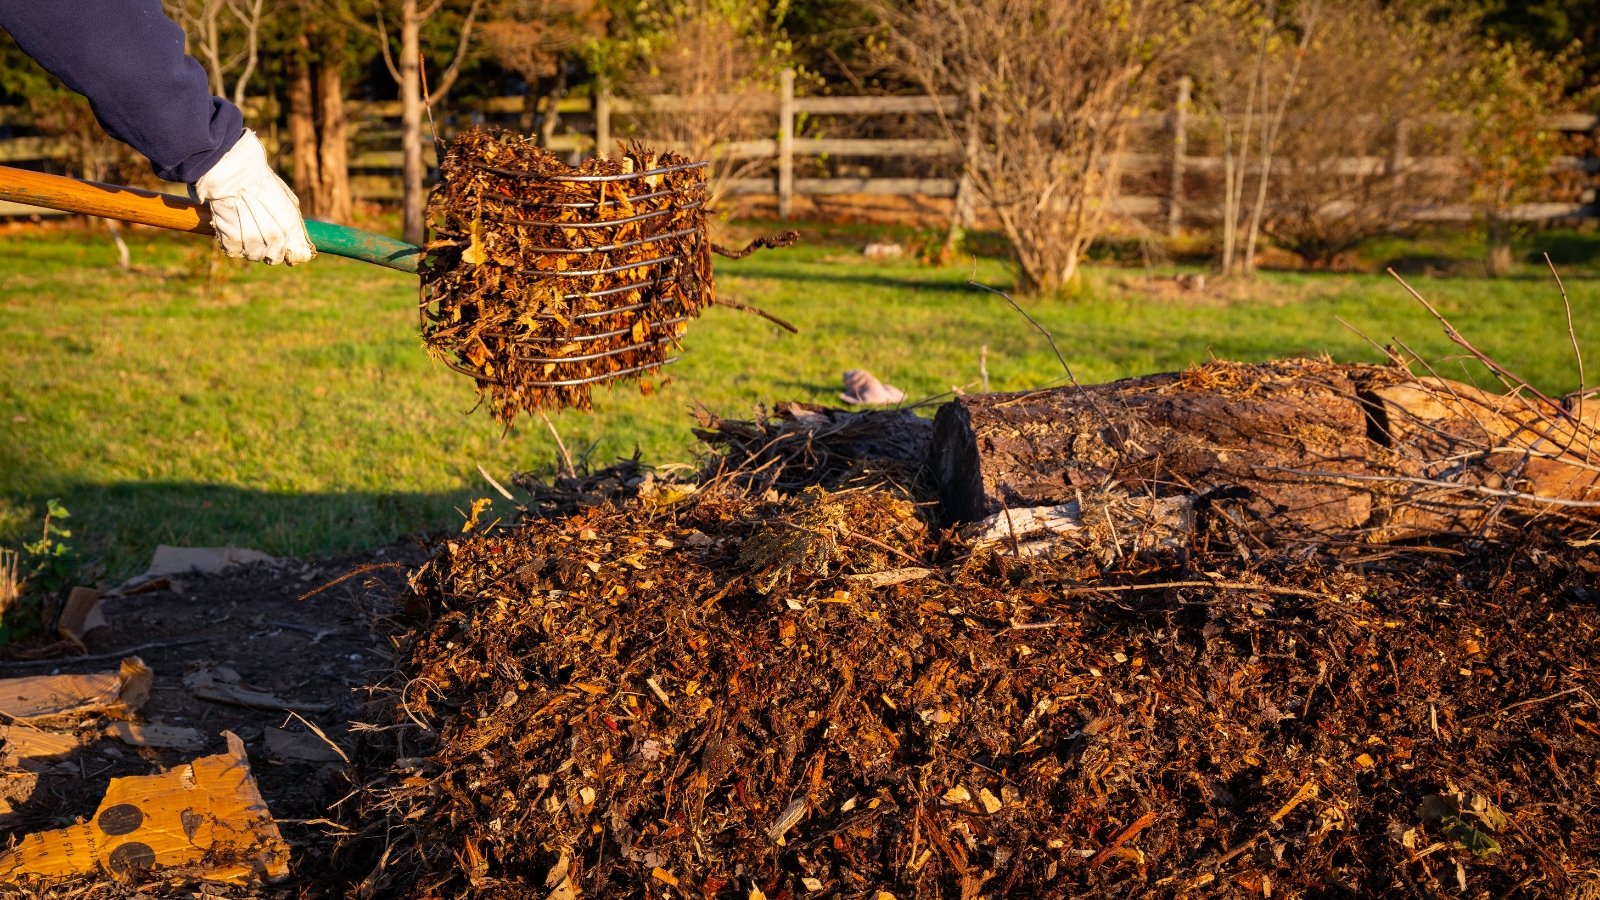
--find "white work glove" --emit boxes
[192,130,315,266]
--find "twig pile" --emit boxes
[421,128,714,420]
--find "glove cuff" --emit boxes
[193,129,269,202]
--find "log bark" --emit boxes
[930,360,1599,541]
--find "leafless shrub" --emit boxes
[1257,3,1468,267]
[165,0,266,107]
[613,0,792,211]
[875,0,1184,295]
[480,0,607,144]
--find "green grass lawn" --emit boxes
[2,220,1596,578]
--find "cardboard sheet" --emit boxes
[0,731,289,884]
[0,725,80,768]
[0,657,151,726]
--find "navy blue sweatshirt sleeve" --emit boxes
[0,0,243,183]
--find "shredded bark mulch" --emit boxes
[341,412,1600,899]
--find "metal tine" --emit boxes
[422,271,674,309]
[439,354,682,388]
[486,184,688,209]
[489,316,692,344]
[523,356,680,388]
[520,252,683,279]
[490,196,704,219]
[475,159,707,183]
[517,225,699,256]
[514,335,679,364]
[561,296,667,321]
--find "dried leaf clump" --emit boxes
[421,127,713,420]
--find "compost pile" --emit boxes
[421,127,714,420]
[351,408,1600,898]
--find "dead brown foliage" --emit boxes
[420,127,714,420]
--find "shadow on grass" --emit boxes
[732,261,1014,296]
[1530,232,1600,269]
[3,479,485,580]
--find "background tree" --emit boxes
[782,0,885,92]
[480,0,608,148]
[165,0,267,109]
[876,0,1185,295]
[1456,40,1574,277]
[599,0,795,210]
[1254,2,1465,267]
[355,0,485,245]
[1457,0,1600,92]
[1186,0,1323,277]
[279,3,364,223]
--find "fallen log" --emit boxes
[930,360,1599,541]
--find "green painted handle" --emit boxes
[0,165,423,273]
[304,220,422,273]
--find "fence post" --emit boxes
[1390,117,1410,191]
[778,68,796,219]
[941,81,980,258]
[594,77,612,158]
[1167,76,1191,238]
[954,82,980,224]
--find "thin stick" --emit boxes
[1060,580,1329,600]
[1545,253,1593,461]
[711,230,800,259]
[419,56,442,167]
[1,638,210,669]
[538,409,576,478]
[968,281,1077,384]
[1463,686,1592,722]
[841,529,930,571]
[476,463,517,500]
[285,709,353,768]
[714,297,799,333]
[1267,466,1600,509]
[980,344,991,393]
[1546,253,1586,398]
[1388,269,1581,429]
[298,561,410,601]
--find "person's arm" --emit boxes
[0,0,314,265]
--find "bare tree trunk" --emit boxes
[228,0,265,108]
[1486,214,1514,276]
[368,0,479,242]
[538,66,567,150]
[1220,132,1238,274]
[520,84,538,134]
[317,61,353,225]
[170,0,265,112]
[1240,0,1318,273]
[399,0,426,246]
[288,46,321,215]
[1224,7,1267,277]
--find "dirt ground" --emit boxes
[0,547,419,895]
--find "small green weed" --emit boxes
[0,498,77,643]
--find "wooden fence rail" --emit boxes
[3,70,1598,225]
